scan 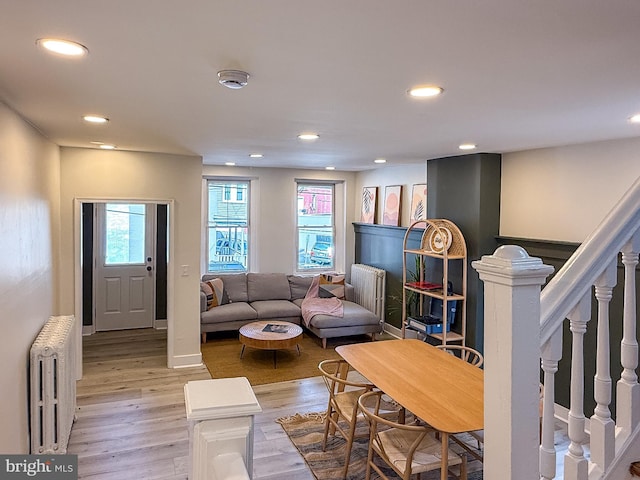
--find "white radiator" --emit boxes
[350,264,386,322]
[30,315,77,454]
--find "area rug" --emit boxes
[277,412,483,480]
[201,332,374,385]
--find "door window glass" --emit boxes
[104,204,146,265]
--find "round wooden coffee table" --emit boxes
[239,320,303,368]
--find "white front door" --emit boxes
[95,203,155,331]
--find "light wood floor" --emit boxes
[69,328,573,479]
[68,328,326,479]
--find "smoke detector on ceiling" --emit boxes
[217,70,249,89]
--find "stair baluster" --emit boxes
[617,235,640,437]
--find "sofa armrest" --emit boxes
[344,283,354,302]
[200,291,207,313]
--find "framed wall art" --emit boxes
[382,185,402,226]
[360,186,377,223]
[410,184,427,221]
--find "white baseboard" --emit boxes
[383,323,402,338]
[170,353,203,369]
[554,403,569,423]
[553,403,591,436]
[384,323,420,339]
[154,319,168,329]
[82,324,95,336]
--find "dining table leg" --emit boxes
[441,432,449,480]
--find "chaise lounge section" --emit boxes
[200,272,382,348]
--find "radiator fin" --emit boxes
[350,264,386,324]
[30,315,77,454]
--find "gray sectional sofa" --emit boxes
[200,272,382,348]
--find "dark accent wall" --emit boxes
[354,153,501,351]
[426,153,501,349]
[353,223,424,330]
[497,236,640,416]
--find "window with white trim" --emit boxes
[206,180,249,273]
[296,182,335,271]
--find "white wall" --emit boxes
[501,137,640,242]
[0,102,60,453]
[59,148,203,367]
[202,166,358,274]
[354,163,427,227]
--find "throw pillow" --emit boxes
[201,278,227,310]
[319,273,345,299]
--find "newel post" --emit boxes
[472,245,554,480]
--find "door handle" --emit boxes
[146,266,152,272]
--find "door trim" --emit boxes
[73,197,177,372]
[94,202,156,331]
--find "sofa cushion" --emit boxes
[307,300,379,329]
[200,278,228,310]
[250,299,301,319]
[201,302,258,324]
[247,273,291,301]
[203,273,248,303]
[288,275,315,300]
[319,273,346,299]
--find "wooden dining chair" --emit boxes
[318,359,377,479]
[358,390,467,480]
[435,344,484,367]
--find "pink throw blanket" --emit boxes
[301,276,344,328]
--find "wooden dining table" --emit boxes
[335,338,483,480]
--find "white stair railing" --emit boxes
[474,175,640,480]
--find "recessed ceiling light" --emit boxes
[99,144,116,150]
[297,133,319,140]
[408,85,443,98]
[83,115,109,124]
[90,141,104,145]
[249,153,263,158]
[225,162,236,166]
[36,38,88,57]
[459,143,477,150]
[629,114,640,124]
[325,166,335,170]
[374,158,387,164]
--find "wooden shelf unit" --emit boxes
[401,219,467,345]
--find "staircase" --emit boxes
[474,176,640,480]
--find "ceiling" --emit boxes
[1,1,639,171]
